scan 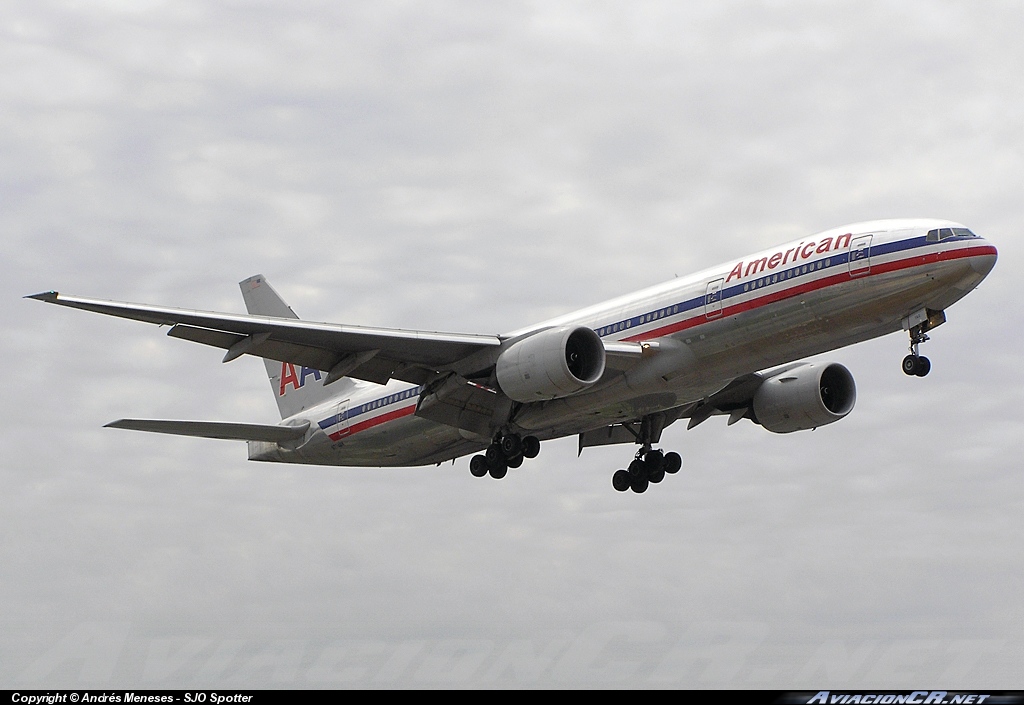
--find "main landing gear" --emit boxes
[611,447,683,494]
[902,325,931,377]
[469,433,541,480]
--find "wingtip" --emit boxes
[25,291,59,302]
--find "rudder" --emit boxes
[240,275,353,419]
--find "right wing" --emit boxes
[26,291,502,386]
[576,365,800,451]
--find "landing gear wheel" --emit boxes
[469,455,488,478]
[902,355,919,376]
[522,435,541,459]
[500,434,522,458]
[903,354,931,377]
[485,444,504,465]
[648,467,666,484]
[507,454,524,469]
[644,449,664,470]
[630,475,649,494]
[663,452,682,474]
[612,469,631,492]
[628,458,647,478]
[488,461,508,480]
[915,356,931,377]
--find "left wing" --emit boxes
[105,419,310,442]
[26,291,502,385]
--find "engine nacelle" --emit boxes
[752,362,856,434]
[495,325,606,403]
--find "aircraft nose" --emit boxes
[971,239,998,277]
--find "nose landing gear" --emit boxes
[901,309,946,377]
[902,325,931,377]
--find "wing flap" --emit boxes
[167,324,340,371]
[105,418,310,442]
[577,423,639,451]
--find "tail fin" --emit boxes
[240,275,353,419]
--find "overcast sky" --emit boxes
[2,0,1023,688]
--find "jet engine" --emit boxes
[495,326,606,402]
[752,362,856,433]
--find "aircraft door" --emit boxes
[705,278,725,319]
[329,399,350,441]
[848,234,873,277]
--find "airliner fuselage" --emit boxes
[244,218,996,468]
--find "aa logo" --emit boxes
[279,362,322,395]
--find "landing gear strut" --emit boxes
[469,433,541,480]
[902,324,931,377]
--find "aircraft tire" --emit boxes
[628,458,647,478]
[902,355,919,375]
[648,467,665,484]
[488,461,508,480]
[612,469,631,492]
[507,454,524,468]
[644,449,664,470]
[664,452,682,474]
[500,434,522,458]
[915,356,931,377]
[522,436,541,459]
[470,455,488,478]
[630,475,649,493]
[485,444,504,465]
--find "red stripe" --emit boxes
[623,244,996,342]
[324,244,996,440]
[328,404,416,441]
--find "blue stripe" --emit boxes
[595,235,946,338]
[316,234,974,431]
[318,385,424,430]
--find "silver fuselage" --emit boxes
[250,218,997,466]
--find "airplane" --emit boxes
[27,218,997,493]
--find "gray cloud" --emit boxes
[2,0,1023,687]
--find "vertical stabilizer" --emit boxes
[239,275,354,419]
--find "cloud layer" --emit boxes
[2,0,1023,687]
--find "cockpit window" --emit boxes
[926,227,976,242]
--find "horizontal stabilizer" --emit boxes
[105,419,310,442]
